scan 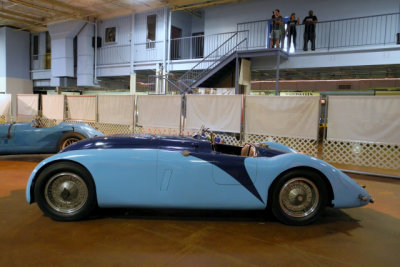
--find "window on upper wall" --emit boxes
[45,31,51,53]
[33,35,39,60]
[105,27,116,44]
[146,14,156,49]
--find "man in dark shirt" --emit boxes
[302,10,318,51]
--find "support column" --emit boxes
[275,52,280,96]
[77,24,94,86]
[130,73,137,94]
[239,58,251,95]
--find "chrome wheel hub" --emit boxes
[279,177,319,218]
[44,172,88,214]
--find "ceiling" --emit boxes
[0,0,240,32]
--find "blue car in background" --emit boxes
[0,120,103,154]
[26,129,373,226]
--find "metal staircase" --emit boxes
[150,31,248,94]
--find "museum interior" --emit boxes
[0,0,399,266]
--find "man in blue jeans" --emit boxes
[303,10,318,51]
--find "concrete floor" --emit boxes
[0,155,399,266]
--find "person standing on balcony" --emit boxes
[303,10,318,51]
[270,9,284,48]
[287,13,300,51]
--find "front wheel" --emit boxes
[270,170,327,226]
[34,162,97,221]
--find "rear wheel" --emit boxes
[34,162,97,221]
[270,170,327,226]
[57,132,85,151]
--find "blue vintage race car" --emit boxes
[26,130,373,225]
[0,120,103,154]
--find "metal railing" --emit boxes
[97,44,131,65]
[237,12,400,51]
[133,40,165,63]
[170,31,244,61]
[178,30,249,89]
[147,74,189,95]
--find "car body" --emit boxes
[26,134,373,225]
[0,121,103,154]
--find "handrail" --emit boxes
[189,38,248,87]
[170,30,239,41]
[179,30,248,89]
[237,12,400,26]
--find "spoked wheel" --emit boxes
[34,162,97,221]
[270,170,327,226]
[57,132,85,151]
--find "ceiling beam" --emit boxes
[9,0,75,17]
[0,8,44,22]
[31,0,82,12]
[171,0,238,11]
[0,13,46,27]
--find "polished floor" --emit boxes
[0,155,399,266]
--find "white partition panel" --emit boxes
[0,94,11,117]
[98,95,135,125]
[17,94,39,121]
[327,96,400,144]
[245,96,320,139]
[185,95,242,133]
[42,95,65,120]
[66,95,96,121]
[137,95,181,128]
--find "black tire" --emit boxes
[57,132,85,151]
[270,170,327,226]
[34,162,97,221]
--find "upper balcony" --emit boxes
[31,12,400,77]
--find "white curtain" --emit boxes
[17,94,39,121]
[66,96,96,121]
[327,96,400,144]
[185,95,242,133]
[98,95,135,125]
[0,94,11,117]
[42,95,65,120]
[137,95,181,128]
[245,96,320,139]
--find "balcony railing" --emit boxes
[97,44,131,66]
[237,12,400,51]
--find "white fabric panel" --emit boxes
[66,96,96,121]
[327,96,400,144]
[185,95,242,133]
[42,95,65,120]
[98,95,135,125]
[137,95,181,128]
[17,94,39,117]
[0,94,11,116]
[245,96,320,139]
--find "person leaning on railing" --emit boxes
[303,10,318,51]
[287,13,300,51]
[270,9,284,49]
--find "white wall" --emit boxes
[204,0,400,35]
[171,11,192,37]
[98,15,131,46]
[192,11,205,34]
